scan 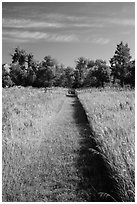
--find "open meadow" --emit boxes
[2,86,135,202]
[78,88,135,201]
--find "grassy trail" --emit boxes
[32,96,82,201]
[3,94,86,202]
[17,96,116,201]
[3,90,121,201]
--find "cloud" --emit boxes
[2,30,79,43]
[74,23,104,28]
[2,17,104,29]
[3,29,111,45]
[104,18,135,26]
[93,38,110,45]
[48,34,78,42]
[47,13,135,27]
[40,13,135,27]
[41,13,86,22]
[3,15,134,32]
[95,17,135,27]
[86,37,110,45]
[3,30,48,39]
[2,18,64,28]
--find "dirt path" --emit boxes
[40,96,88,201]
[17,95,119,202]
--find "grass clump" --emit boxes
[78,88,135,201]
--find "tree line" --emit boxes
[2,41,135,89]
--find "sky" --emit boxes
[2,2,135,67]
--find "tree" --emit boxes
[2,64,14,87]
[26,54,37,86]
[10,64,27,86]
[36,64,53,87]
[10,47,27,66]
[87,59,95,69]
[94,59,111,87]
[129,60,135,87]
[27,53,34,68]
[83,60,95,87]
[52,64,65,87]
[26,65,37,86]
[124,60,135,87]
[64,66,75,88]
[35,56,56,87]
[43,55,57,67]
[10,48,39,86]
[73,69,80,88]
[110,41,132,87]
[75,57,88,86]
[84,59,111,87]
[10,47,29,86]
[84,68,98,87]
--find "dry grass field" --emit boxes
[2,86,67,201]
[78,88,135,201]
[2,86,135,201]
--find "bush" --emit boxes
[2,65,14,87]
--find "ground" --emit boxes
[3,88,134,202]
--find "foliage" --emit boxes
[35,56,55,87]
[84,59,111,87]
[124,60,135,87]
[10,64,27,86]
[75,57,88,86]
[9,48,36,86]
[2,64,14,87]
[94,60,111,87]
[63,66,75,88]
[110,41,132,87]
[10,47,27,66]
[3,42,135,89]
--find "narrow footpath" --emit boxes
[20,95,120,202]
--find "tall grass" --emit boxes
[78,88,135,201]
[2,86,67,201]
